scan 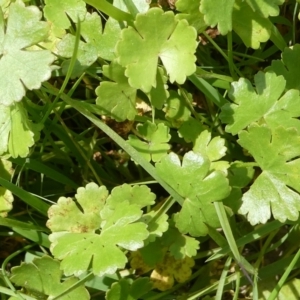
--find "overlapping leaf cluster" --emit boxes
[46,183,155,276]
[2,0,300,298]
[220,71,300,225]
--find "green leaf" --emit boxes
[200,0,235,35]
[164,90,191,128]
[106,183,156,208]
[162,222,199,259]
[47,182,108,233]
[106,278,152,300]
[140,211,169,243]
[58,11,122,71]
[81,12,121,61]
[156,151,230,236]
[0,2,55,105]
[193,130,229,173]
[95,60,137,121]
[220,72,300,135]
[47,183,149,276]
[116,8,197,92]
[245,0,284,18]
[127,121,171,162]
[0,103,42,158]
[147,67,169,109]
[193,130,227,162]
[238,125,300,225]
[44,0,86,30]
[232,0,272,49]
[178,117,206,143]
[0,187,13,217]
[175,0,206,32]
[266,45,300,91]
[10,256,90,299]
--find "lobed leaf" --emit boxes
[47,182,108,233]
[176,0,206,32]
[116,8,197,92]
[106,183,156,208]
[106,278,152,300]
[162,223,199,259]
[140,211,169,243]
[128,121,171,162]
[0,103,42,158]
[96,60,137,121]
[47,183,149,276]
[10,256,89,299]
[156,151,230,236]
[245,0,284,18]
[193,130,227,162]
[232,0,272,49]
[44,0,86,30]
[200,0,235,35]
[238,125,300,225]
[266,45,300,91]
[0,2,55,106]
[220,72,300,135]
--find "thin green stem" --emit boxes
[215,256,232,300]
[267,249,300,300]
[293,2,299,45]
[202,31,243,78]
[227,31,237,80]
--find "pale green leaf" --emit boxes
[266,44,300,91]
[116,8,197,92]
[47,183,149,276]
[220,72,300,135]
[10,256,90,300]
[106,278,152,300]
[0,103,42,158]
[0,2,54,105]
[128,121,171,162]
[176,0,206,32]
[0,0,10,16]
[95,60,137,121]
[44,0,86,30]
[80,12,122,61]
[156,152,230,236]
[232,0,272,49]
[238,125,300,225]
[47,182,108,233]
[0,187,13,217]
[200,0,235,35]
[57,11,122,75]
[106,184,156,208]
[193,130,227,162]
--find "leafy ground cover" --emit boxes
[1,0,300,299]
